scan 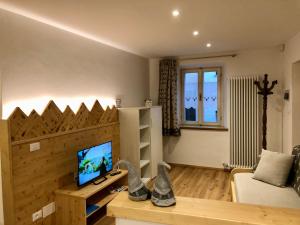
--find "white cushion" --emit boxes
[234,173,300,209]
[253,150,294,187]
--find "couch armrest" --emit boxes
[231,168,253,182]
[231,168,253,177]
[230,168,253,202]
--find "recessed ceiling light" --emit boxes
[193,31,199,36]
[206,43,212,48]
[172,10,180,17]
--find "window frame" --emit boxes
[180,67,223,127]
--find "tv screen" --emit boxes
[77,141,113,186]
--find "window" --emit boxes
[181,67,222,126]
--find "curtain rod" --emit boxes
[178,53,237,61]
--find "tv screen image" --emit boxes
[77,141,113,186]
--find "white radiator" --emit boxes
[229,76,260,168]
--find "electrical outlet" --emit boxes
[43,202,55,218]
[30,142,40,152]
[32,210,42,222]
[74,172,78,182]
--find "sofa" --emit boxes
[231,146,300,209]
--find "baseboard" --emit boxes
[168,162,225,171]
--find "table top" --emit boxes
[55,170,128,199]
[107,191,300,225]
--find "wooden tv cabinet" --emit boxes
[55,170,128,225]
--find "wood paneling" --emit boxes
[0,121,15,225]
[8,100,118,142]
[55,195,86,225]
[1,100,120,225]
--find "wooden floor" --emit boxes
[166,165,232,201]
[99,165,232,225]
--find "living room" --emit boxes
[0,1,300,225]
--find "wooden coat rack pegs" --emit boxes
[254,74,278,150]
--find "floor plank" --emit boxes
[100,165,231,225]
[167,165,232,201]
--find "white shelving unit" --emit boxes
[140,142,150,149]
[139,125,150,130]
[119,106,163,183]
[140,160,150,168]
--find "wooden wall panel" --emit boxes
[8,108,27,142]
[41,101,63,133]
[1,100,120,225]
[88,101,104,126]
[57,106,75,132]
[15,110,51,141]
[0,121,15,225]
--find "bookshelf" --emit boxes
[119,106,163,182]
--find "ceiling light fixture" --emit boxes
[206,43,212,48]
[193,31,199,36]
[172,9,180,17]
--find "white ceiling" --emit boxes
[1,0,300,57]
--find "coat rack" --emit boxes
[254,74,277,150]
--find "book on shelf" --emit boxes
[86,204,100,216]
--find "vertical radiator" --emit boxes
[230,76,260,168]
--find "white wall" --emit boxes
[0,9,149,118]
[0,10,3,119]
[149,59,160,105]
[292,62,300,147]
[0,14,4,225]
[283,32,300,153]
[0,66,2,119]
[0,9,150,225]
[150,48,284,168]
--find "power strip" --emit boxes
[110,185,127,193]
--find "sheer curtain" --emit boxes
[158,59,181,136]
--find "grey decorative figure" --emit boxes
[114,160,151,201]
[151,161,176,207]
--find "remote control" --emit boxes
[110,170,122,176]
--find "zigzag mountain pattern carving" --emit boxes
[8,100,118,142]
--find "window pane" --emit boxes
[203,71,218,123]
[184,72,198,122]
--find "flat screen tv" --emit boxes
[77,141,113,187]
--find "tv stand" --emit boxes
[93,176,108,185]
[55,169,128,225]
